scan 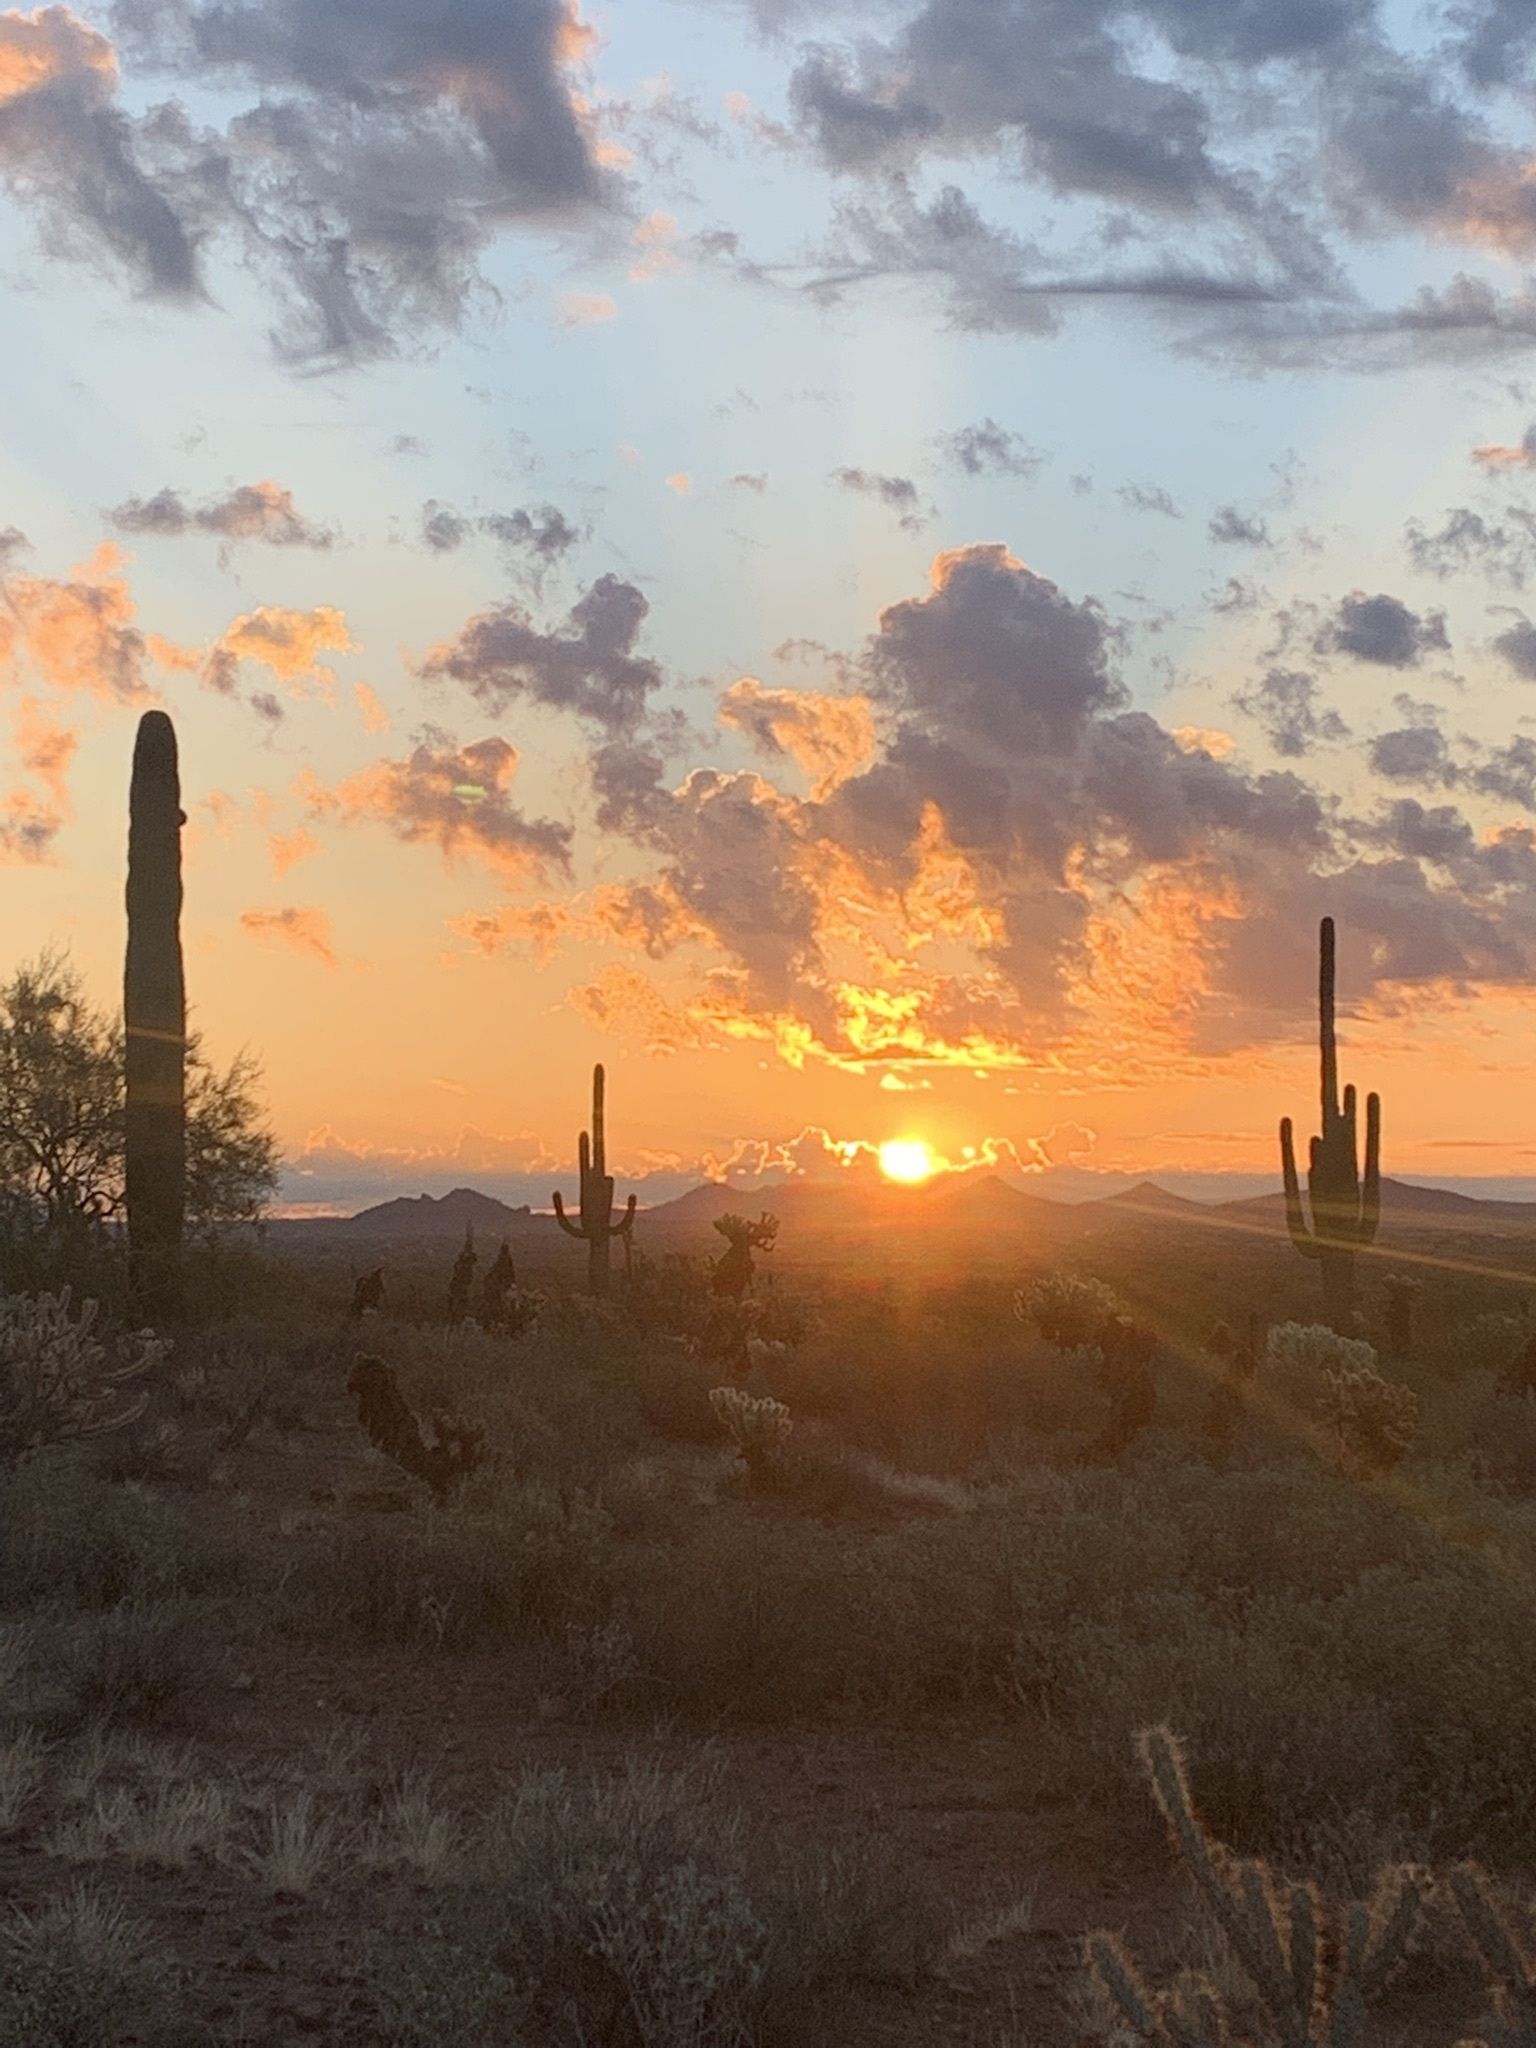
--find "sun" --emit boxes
[879,1138,936,1185]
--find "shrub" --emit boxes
[377,1761,919,2048]
[1321,1361,1419,1477]
[1014,1273,1118,1352]
[0,1292,164,1464]
[0,1885,171,2047]
[710,1385,793,1488]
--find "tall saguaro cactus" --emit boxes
[553,1064,635,1296]
[1280,916,1381,1331]
[124,710,187,1324]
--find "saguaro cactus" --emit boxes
[1280,917,1380,1331]
[124,710,186,1324]
[553,1064,635,1296]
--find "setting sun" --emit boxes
[879,1139,936,1185]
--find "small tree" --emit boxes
[0,953,279,1284]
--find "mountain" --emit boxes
[1217,1176,1536,1228]
[342,1187,533,1237]
[1088,1179,1208,1219]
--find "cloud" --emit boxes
[830,467,932,532]
[729,472,768,493]
[1118,483,1181,519]
[1494,619,1536,681]
[212,603,353,697]
[239,905,337,967]
[354,681,390,734]
[0,6,196,299]
[300,727,572,883]
[1472,425,1536,469]
[0,541,162,700]
[420,499,582,572]
[1405,507,1536,587]
[718,676,876,797]
[419,574,662,734]
[108,480,332,549]
[940,419,1043,478]
[559,292,617,327]
[1231,668,1348,757]
[268,827,318,876]
[1321,592,1449,667]
[1209,505,1272,547]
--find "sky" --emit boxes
[5,0,1536,1211]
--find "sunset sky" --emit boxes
[6,0,1536,1210]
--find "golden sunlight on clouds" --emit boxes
[0,7,115,103]
[666,472,692,495]
[717,678,877,797]
[219,605,353,693]
[1171,725,1236,759]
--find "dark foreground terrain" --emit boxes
[2,1184,1536,2044]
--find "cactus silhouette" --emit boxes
[553,1064,635,1296]
[1280,917,1381,1331]
[124,710,187,1324]
[1089,1725,1423,2046]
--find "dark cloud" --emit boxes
[1209,505,1272,547]
[6,0,615,359]
[941,418,1043,478]
[1470,737,1536,812]
[420,574,662,734]
[306,726,572,879]
[1405,507,1536,588]
[109,481,333,548]
[1323,592,1449,667]
[869,544,1123,754]
[1232,667,1347,757]
[0,9,197,300]
[1369,723,1458,787]
[1494,619,1536,681]
[1207,575,1266,613]
[829,466,932,531]
[421,500,583,570]
[728,472,769,492]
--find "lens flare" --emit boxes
[879,1138,936,1184]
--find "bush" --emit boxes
[0,1292,164,1465]
[376,1761,920,2048]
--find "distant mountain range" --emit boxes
[340,1187,533,1237]
[308,1171,1536,1241]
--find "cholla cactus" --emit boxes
[1447,1863,1536,2045]
[1265,1321,1378,1379]
[0,1289,162,1463]
[709,1384,791,1487]
[1088,1725,1424,2047]
[1322,1362,1418,1478]
[1014,1272,1118,1352]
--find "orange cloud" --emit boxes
[1172,725,1236,759]
[239,905,337,968]
[0,542,164,700]
[354,680,389,734]
[718,677,877,797]
[268,827,318,877]
[300,732,572,883]
[0,8,115,104]
[215,603,353,695]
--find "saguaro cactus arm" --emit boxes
[1280,1116,1322,1260]
[550,1065,635,1292]
[552,1190,586,1239]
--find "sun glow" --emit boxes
[879,1138,936,1184]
